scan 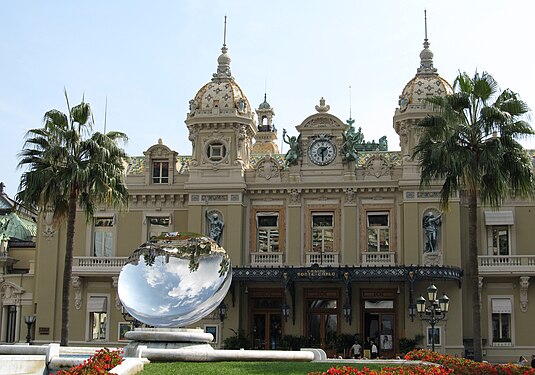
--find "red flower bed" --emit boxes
[309,365,453,375]
[405,349,535,375]
[54,348,123,375]
[310,349,535,375]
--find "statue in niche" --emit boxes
[282,128,301,167]
[423,211,442,253]
[206,211,224,246]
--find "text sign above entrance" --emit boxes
[296,269,339,280]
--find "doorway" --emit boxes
[252,313,282,349]
[250,289,284,350]
[305,288,339,351]
[364,312,394,356]
[361,290,397,358]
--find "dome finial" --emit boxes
[424,9,428,45]
[212,15,233,80]
[223,15,228,50]
[417,9,437,75]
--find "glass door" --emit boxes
[363,299,396,357]
[306,298,338,350]
[252,313,282,349]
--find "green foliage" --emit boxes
[17,91,130,346]
[280,334,310,351]
[142,361,384,375]
[222,328,251,350]
[398,334,424,354]
[335,333,356,353]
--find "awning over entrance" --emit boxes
[233,264,462,284]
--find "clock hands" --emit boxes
[318,146,327,161]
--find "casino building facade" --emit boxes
[2,29,535,363]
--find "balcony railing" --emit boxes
[478,255,535,275]
[250,252,284,266]
[305,252,339,266]
[361,251,396,266]
[72,256,128,276]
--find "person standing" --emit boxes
[531,354,535,368]
[349,340,362,359]
[370,339,378,359]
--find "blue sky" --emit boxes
[1,1,534,197]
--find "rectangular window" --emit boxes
[87,296,107,341]
[427,326,441,346]
[147,216,171,240]
[312,213,334,253]
[152,161,169,184]
[367,213,390,252]
[93,217,113,257]
[488,226,510,255]
[491,298,512,343]
[257,214,279,252]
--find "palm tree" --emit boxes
[413,71,534,361]
[17,91,129,346]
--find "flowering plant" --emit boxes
[405,349,535,375]
[310,349,535,375]
[54,348,123,375]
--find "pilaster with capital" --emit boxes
[478,277,484,306]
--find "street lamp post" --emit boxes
[24,315,36,344]
[415,284,450,352]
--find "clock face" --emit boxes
[308,139,337,166]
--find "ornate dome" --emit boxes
[258,94,271,110]
[187,44,253,119]
[397,38,452,113]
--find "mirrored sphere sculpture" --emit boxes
[118,232,232,327]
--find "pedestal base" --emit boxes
[123,328,215,357]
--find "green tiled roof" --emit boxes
[0,212,36,241]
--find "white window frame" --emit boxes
[256,213,279,253]
[86,294,110,342]
[426,326,441,346]
[86,214,117,257]
[204,323,220,347]
[487,225,510,256]
[488,296,514,346]
[311,212,334,253]
[366,212,390,252]
[152,160,169,184]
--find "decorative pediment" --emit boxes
[1,281,25,304]
[296,113,347,131]
[143,139,176,158]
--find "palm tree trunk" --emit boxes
[61,192,77,346]
[468,191,482,361]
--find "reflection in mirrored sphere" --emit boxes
[118,232,232,327]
